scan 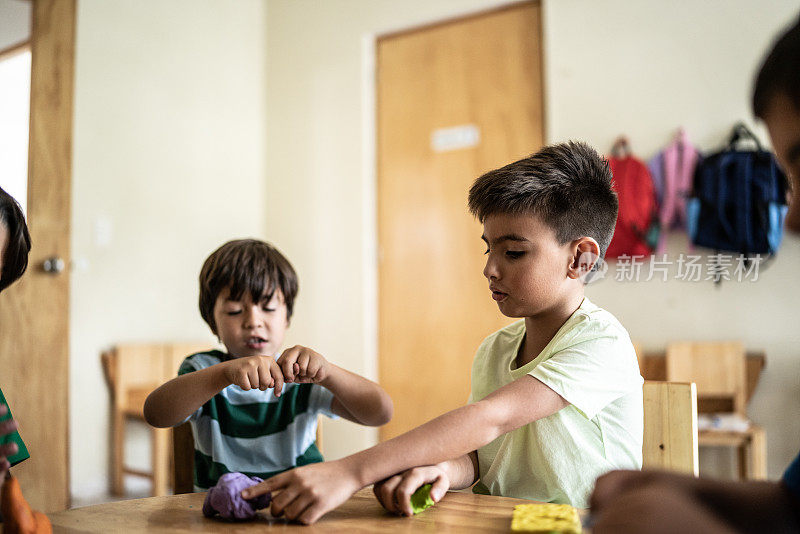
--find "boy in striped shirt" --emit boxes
[145,239,393,490]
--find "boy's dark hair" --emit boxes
[468,141,618,260]
[199,239,298,333]
[0,186,32,293]
[753,14,800,119]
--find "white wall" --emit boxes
[544,0,794,156]
[0,0,30,51]
[70,0,268,501]
[265,0,800,479]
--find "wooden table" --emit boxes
[49,488,534,533]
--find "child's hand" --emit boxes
[373,465,450,516]
[241,460,360,525]
[278,345,329,385]
[222,355,285,396]
[0,404,19,479]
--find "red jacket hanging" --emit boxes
[605,155,658,258]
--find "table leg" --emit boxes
[111,411,124,495]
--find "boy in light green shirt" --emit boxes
[243,142,643,523]
[470,298,642,504]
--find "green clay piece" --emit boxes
[410,483,435,514]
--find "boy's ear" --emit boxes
[567,237,601,279]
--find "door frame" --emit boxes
[361,0,547,440]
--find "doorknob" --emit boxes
[42,257,66,274]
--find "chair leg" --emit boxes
[151,427,170,497]
[748,427,767,480]
[111,411,125,496]
[737,442,748,480]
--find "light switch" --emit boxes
[94,216,113,247]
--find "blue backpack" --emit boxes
[687,123,789,256]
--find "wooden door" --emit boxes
[0,0,75,511]
[377,2,544,440]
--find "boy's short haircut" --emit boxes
[199,239,298,333]
[468,141,618,260]
[0,186,32,293]
[753,14,800,119]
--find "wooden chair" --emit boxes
[102,342,210,497]
[102,345,173,497]
[666,341,767,480]
[642,381,699,475]
[632,342,644,373]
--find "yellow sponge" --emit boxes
[510,503,581,533]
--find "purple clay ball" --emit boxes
[202,472,272,520]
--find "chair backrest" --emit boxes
[102,345,169,415]
[102,343,213,412]
[665,341,746,416]
[642,381,699,475]
[632,342,644,373]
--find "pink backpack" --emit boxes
[648,129,699,253]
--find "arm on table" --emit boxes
[244,374,568,524]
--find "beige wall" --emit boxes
[265,0,800,479]
[70,0,267,500]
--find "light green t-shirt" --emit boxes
[469,297,643,508]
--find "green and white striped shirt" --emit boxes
[178,350,335,491]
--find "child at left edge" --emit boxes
[144,239,393,490]
[0,187,32,481]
